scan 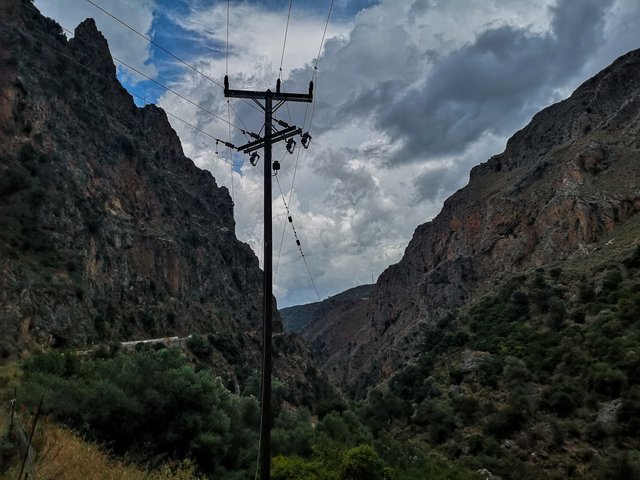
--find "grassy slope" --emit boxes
[0,363,201,480]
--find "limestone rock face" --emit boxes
[0,2,266,355]
[340,49,640,396]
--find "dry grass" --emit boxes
[0,362,22,399]
[1,419,202,480]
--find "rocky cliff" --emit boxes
[340,49,640,396]
[281,285,374,386]
[0,0,292,372]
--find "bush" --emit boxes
[272,456,326,480]
[453,396,480,425]
[186,334,213,359]
[588,363,626,397]
[339,445,385,480]
[412,400,455,444]
[272,409,315,457]
[618,386,640,436]
[19,349,251,475]
[208,330,243,363]
[318,410,372,446]
[484,407,526,439]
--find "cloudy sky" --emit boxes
[35,0,640,307]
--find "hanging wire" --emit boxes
[0,17,239,168]
[227,100,234,202]
[23,0,259,139]
[273,148,292,281]
[279,0,293,75]
[80,0,262,115]
[274,174,321,301]
[276,0,294,124]
[307,0,335,130]
[111,54,245,131]
[225,1,235,202]
[274,0,335,283]
[226,0,230,76]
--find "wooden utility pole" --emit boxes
[224,76,312,480]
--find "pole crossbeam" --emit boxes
[224,77,313,103]
[223,75,312,480]
[237,126,302,154]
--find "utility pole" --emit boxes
[224,76,312,480]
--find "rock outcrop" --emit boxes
[0,0,302,380]
[340,49,640,396]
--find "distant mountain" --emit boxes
[281,284,374,333]
[0,0,330,406]
[281,285,374,387]
[328,49,640,397]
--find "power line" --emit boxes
[274,174,321,301]
[226,0,230,76]
[19,2,249,135]
[308,0,335,130]
[277,0,294,125]
[274,0,334,282]
[273,149,292,282]
[81,0,262,118]
[279,0,293,75]
[224,76,313,480]
[227,100,234,201]
[314,0,335,72]
[83,0,224,90]
[0,16,238,168]
[111,53,245,131]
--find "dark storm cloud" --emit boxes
[412,165,461,203]
[377,0,613,165]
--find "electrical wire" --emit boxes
[273,148,292,281]
[274,174,321,301]
[275,0,294,125]
[314,0,334,73]
[308,0,334,130]
[111,53,245,131]
[279,0,292,76]
[226,0,230,76]
[82,0,221,91]
[273,0,334,284]
[80,0,262,116]
[0,16,239,168]
[227,101,234,201]
[20,1,249,134]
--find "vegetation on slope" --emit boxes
[4,346,479,479]
[3,248,638,479]
[374,245,640,479]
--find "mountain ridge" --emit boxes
[0,1,336,408]
[334,47,640,396]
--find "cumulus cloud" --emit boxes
[36,0,640,306]
[375,0,613,164]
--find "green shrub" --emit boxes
[272,456,326,480]
[208,330,243,363]
[618,386,640,437]
[339,445,385,480]
[187,334,213,359]
[484,406,526,439]
[272,409,315,457]
[453,396,480,425]
[318,410,372,446]
[19,349,251,475]
[588,362,626,397]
